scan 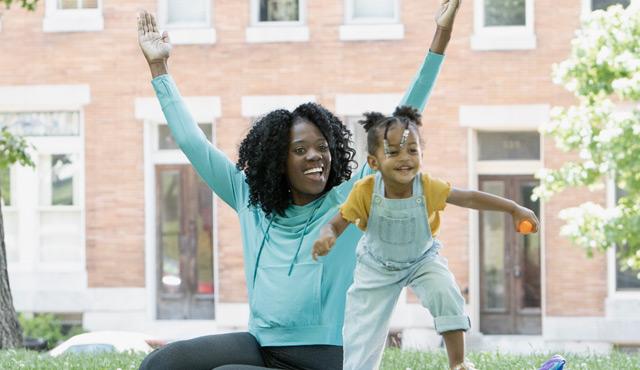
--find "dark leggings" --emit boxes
[138,332,343,370]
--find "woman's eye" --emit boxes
[318,144,329,152]
[294,147,306,154]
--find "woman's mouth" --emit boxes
[304,167,325,181]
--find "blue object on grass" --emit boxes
[538,354,566,370]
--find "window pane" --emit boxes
[478,131,540,161]
[484,0,526,27]
[0,167,10,206]
[51,154,76,206]
[58,0,78,9]
[592,0,630,10]
[0,112,80,137]
[615,186,640,290]
[520,181,541,308]
[59,0,98,9]
[196,177,214,295]
[353,0,395,19]
[159,124,212,150]
[260,0,299,22]
[167,0,208,24]
[159,170,182,294]
[81,0,98,8]
[481,181,507,310]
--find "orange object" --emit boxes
[518,220,533,234]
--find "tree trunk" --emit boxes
[0,191,23,349]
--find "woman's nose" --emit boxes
[306,148,322,160]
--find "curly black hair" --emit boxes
[359,105,423,155]
[236,102,357,216]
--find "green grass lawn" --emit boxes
[1,348,639,369]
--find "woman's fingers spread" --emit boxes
[150,12,158,33]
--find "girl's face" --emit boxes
[367,124,422,188]
[286,119,332,205]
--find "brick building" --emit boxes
[1,0,637,351]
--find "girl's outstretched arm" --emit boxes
[399,0,461,111]
[447,188,540,233]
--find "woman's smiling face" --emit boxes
[286,119,332,206]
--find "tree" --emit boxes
[0,0,39,350]
[0,128,34,348]
[2,0,39,11]
[534,3,640,272]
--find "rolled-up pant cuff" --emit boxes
[434,315,471,333]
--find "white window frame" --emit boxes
[0,84,89,274]
[43,0,104,33]
[246,0,309,43]
[135,96,221,321]
[470,0,536,51]
[157,0,216,45]
[340,0,403,41]
[460,104,548,334]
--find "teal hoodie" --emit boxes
[151,51,443,346]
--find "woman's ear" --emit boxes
[367,154,380,171]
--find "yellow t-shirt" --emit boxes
[340,173,451,236]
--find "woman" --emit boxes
[137,1,460,369]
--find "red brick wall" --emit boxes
[0,0,609,313]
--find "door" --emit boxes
[156,164,215,320]
[479,175,541,334]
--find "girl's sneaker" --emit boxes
[538,354,566,370]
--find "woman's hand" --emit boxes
[511,206,540,234]
[137,10,172,74]
[435,0,461,30]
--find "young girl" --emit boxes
[312,107,539,370]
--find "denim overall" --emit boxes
[343,172,470,370]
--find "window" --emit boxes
[259,0,300,22]
[58,0,98,9]
[157,124,212,150]
[471,0,536,51]
[247,0,309,43]
[341,0,403,41]
[158,0,216,45]
[484,0,525,26]
[0,111,84,266]
[349,0,397,22]
[43,0,103,32]
[1,167,10,207]
[615,186,640,291]
[592,0,630,10]
[477,132,540,161]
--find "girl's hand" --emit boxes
[435,0,461,30]
[137,10,172,65]
[511,206,539,233]
[312,235,336,261]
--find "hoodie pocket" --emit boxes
[251,262,323,328]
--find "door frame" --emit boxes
[464,124,547,336]
[143,119,219,321]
